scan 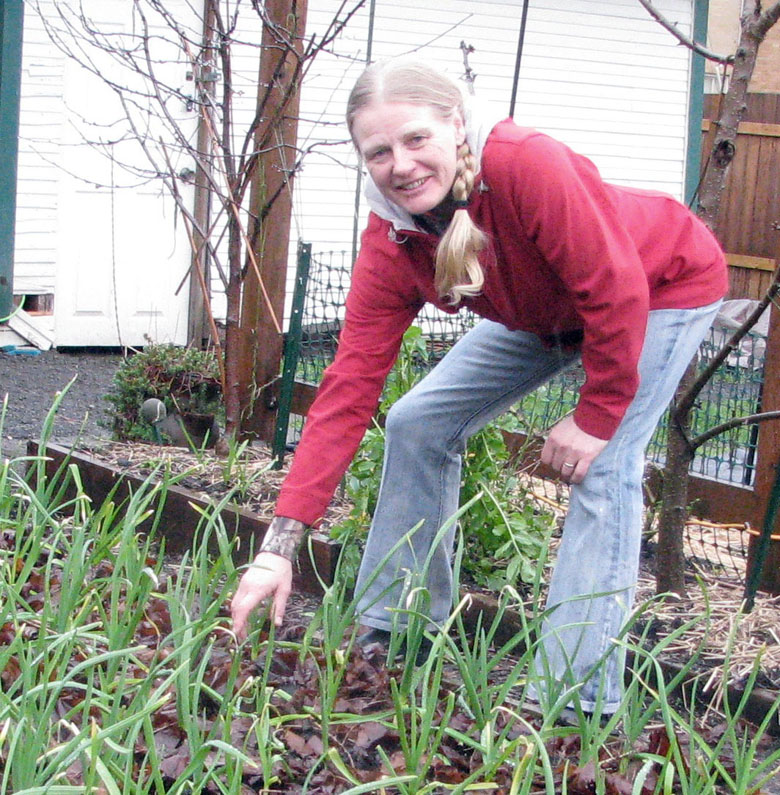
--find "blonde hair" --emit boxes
[347,60,486,304]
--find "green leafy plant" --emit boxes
[2,403,779,793]
[459,427,553,589]
[104,344,222,442]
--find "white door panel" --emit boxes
[52,0,195,347]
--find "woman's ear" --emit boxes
[453,112,466,146]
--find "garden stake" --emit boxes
[272,241,311,467]
[743,454,780,612]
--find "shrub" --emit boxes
[104,344,222,442]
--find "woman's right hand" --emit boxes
[231,552,293,641]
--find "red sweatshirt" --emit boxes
[276,121,728,526]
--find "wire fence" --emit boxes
[281,245,767,497]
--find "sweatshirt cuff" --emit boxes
[572,402,622,441]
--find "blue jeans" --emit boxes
[354,301,721,711]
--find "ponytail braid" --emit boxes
[434,143,486,304]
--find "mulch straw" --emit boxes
[525,473,780,695]
[76,440,780,694]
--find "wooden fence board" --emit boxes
[725,253,777,271]
[705,92,780,124]
[727,266,775,300]
[710,135,779,261]
[701,120,780,137]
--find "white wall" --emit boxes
[17,0,198,346]
[14,0,66,298]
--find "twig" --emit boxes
[637,0,734,64]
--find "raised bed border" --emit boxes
[27,441,779,735]
[26,441,340,595]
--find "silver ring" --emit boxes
[562,462,576,469]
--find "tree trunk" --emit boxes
[237,0,308,442]
[655,0,780,593]
[697,1,780,229]
[656,369,697,595]
[222,215,244,441]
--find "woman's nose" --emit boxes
[391,148,415,175]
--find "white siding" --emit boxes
[18,0,197,346]
[14,2,67,294]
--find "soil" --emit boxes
[0,348,121,459]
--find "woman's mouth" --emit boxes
[397,177,428,192]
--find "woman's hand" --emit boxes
[541,414,608,484]
[231,552,293,641]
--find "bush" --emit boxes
[104,344,222,442]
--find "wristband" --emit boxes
[259,516,307,561]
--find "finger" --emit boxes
[558,462,575,483]
[231,583,272,640]
[569,456,593,484]
[231,595,253,641]
[271,582,291,627]
[540,436,555,467]
[232,609,248,642]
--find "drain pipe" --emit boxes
[684,0,710,206]
[508,0,530,118]
[0,1,24,322]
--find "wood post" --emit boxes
[238,0,308,442]
[747,271,780,592]
[187,0,217,348]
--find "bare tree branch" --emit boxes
[637,0,734,64]
[692,410,780,451]
[677,265,780,423]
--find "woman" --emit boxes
[231,59,727,715]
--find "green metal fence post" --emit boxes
[685,0,709,207]
[272,241,312,467]
[0,0,24,321]
[743,454,780,612]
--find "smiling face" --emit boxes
[351,101,466,216]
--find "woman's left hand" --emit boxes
[541,414,608,483]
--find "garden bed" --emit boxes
[4,438,779,792]
[30,439,780,734]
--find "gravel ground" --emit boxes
[0,348,122,460]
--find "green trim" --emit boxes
[685,0,709,206]
[0,0,24,320]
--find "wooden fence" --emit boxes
[694,93,780,590]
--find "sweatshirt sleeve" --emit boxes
[489,132,650,438]
[275,218,422,526]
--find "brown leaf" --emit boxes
[355,721,389,750]
[604,770,635,795]
[159,747,190,780]
[567,759,597,794]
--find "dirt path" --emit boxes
[0,349,121,459]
